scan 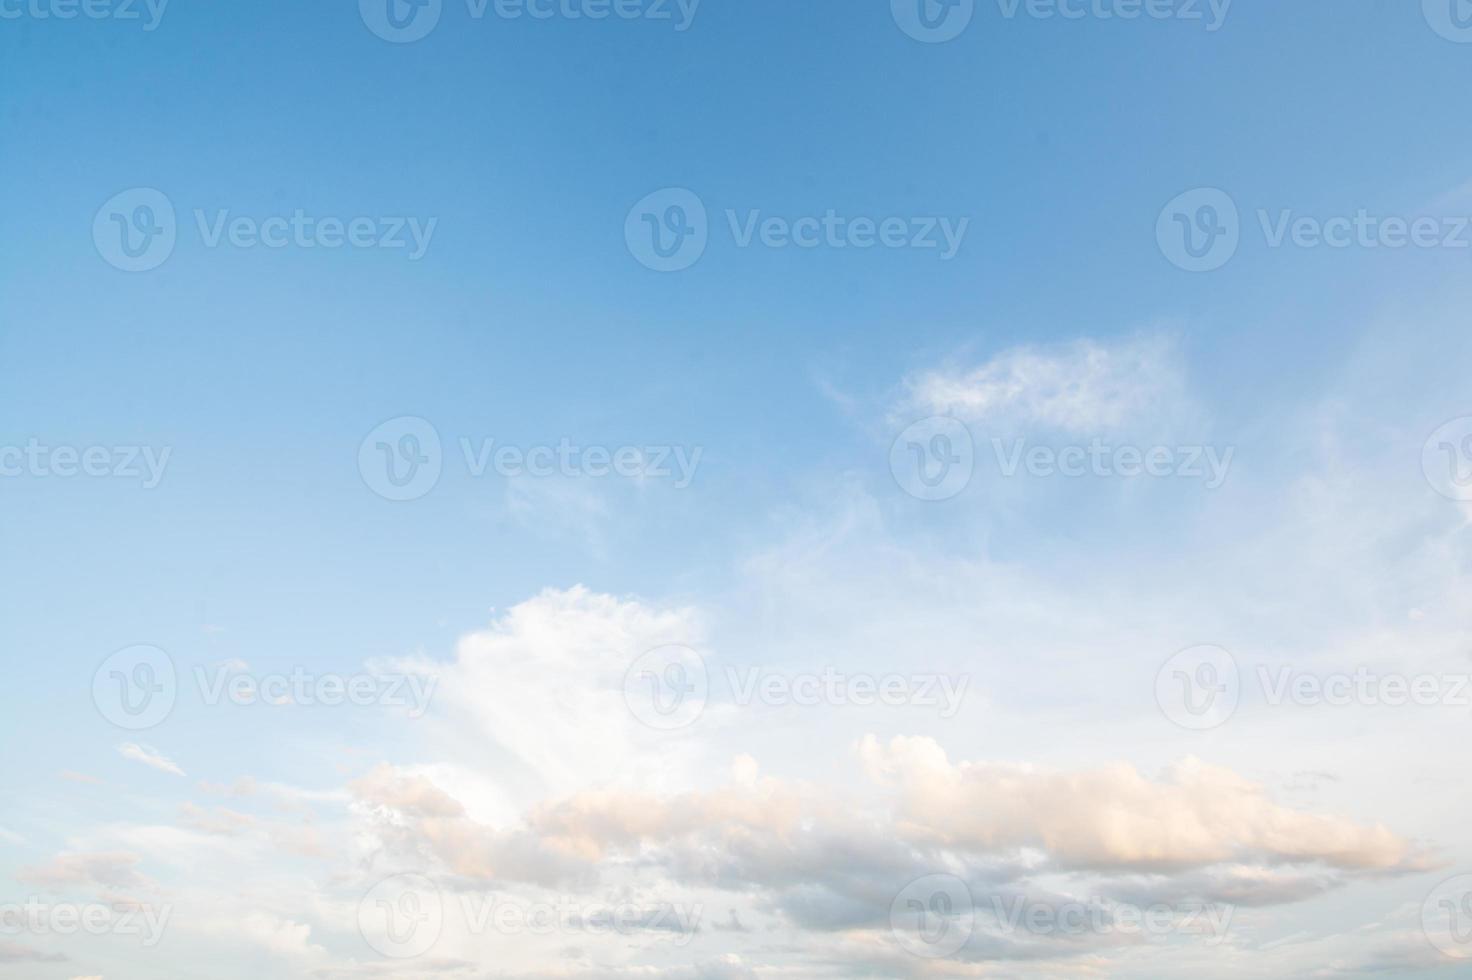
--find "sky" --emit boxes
[4,0,1472,977]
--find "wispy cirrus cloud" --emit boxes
[18,851,148,892]
[896,332,1191,435]
[118,742,186,777]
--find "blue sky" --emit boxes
[4,1,1472,977]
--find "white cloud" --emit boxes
[118,742,186,777]
[341,729,1423,951]
[35,306,1472,977]
[390,586,711,802]
[178,802,257,837]
[857,736,1424,872]
[898,332,1189,435]
[351,764,467,818]
[18,852,148,892]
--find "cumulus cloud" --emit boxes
[329,583,1432,975]
[349,765,591,887]
[235,912,325,961]
[340,731,1422,967]
[389,586,710,801]
[23,288,1472,980]
[176,907,329,967]
[858,736,1423,873]
[351,765,467,819]
[64,579,1460,976]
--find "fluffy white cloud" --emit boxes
[390,586,711,803]
[37,299,1472,977]
[343,732,1422,938]
[858,736,1423,873]
[351,765,467,819]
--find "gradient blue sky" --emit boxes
[4,2,1472,977]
